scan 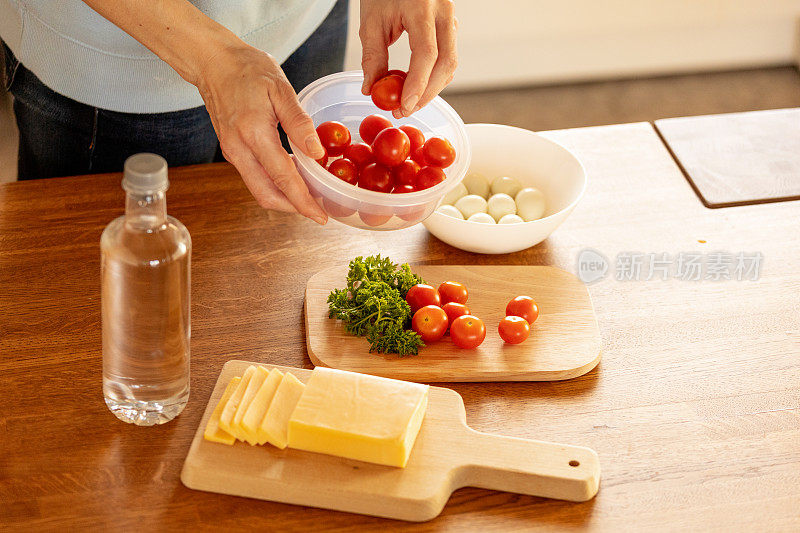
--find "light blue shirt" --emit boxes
[0,0,335,113]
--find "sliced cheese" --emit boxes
[203,377,241,445]
[259,372,305,449]
[232,365,270,443]
[218,365,255,439]
[242,368,284,445]
[287,367,429,468]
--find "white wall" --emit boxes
[344,1,800,91]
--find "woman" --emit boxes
[0,0,457,224]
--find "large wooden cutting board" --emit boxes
[180,361,600,522]
[305,265,601,382]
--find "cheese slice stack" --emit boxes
[203,376,241,445]
[259,372,306,449]
[288,367,429,467]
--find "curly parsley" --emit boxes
[327,255,426,356]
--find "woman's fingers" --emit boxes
[246,127,327,224]
[416,7,457,111]
[272,77,325,159]
[222,145,296,213]
[400,4,438,117]
[359,19,390,95]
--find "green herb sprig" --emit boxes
[327,255,425,356]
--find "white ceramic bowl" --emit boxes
[289,71,471,230]
[422,124,586,254]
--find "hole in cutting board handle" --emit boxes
[569,460,580,467]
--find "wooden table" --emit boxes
[2,123,798,531]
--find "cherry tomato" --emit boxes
[499,316,530,344]
[438,281,468,305]
[399,125,425,152]
[442,302,470,324]
[506,296,539,325]
[392,184,416,194]
[406,284,441,314]
[397,206,426,222]
[342,142,374,170]
[359,114,393,144]
[358,163,393,193]
[412,305,448,343]
[410,146,427,166]
[450,315,486,349]
[327,158,358,185]
[358,210,392,227]
[316,121,351,156]
[422,137,456,168]
[316,154,328,167]
[372,127,411,167]
[370,74,405,111]
[392,159,420,187]
[322,197,356,218]
[415,166,445,190]
[387,69,407,79]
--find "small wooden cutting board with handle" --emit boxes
[181,360,600,522]
[305,265,601,382]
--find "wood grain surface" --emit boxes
[655,107,800,207]
[306,265,601,381]
[181,361,600,521]
[1,122,799,531]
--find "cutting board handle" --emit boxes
[454,428,600,502]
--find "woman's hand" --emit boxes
[196,45,328,224]
[359,0,458,119]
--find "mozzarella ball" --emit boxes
[498,213,525,224]
[491,176,523,198]
[442,183,468,206]
[454,194,488,219]
[467,212,496,224]
[486,193,517,222]
[435,204,464,220]
[515,187,546,221]
[462,172,491,199]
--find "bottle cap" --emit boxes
[122,153,169,194]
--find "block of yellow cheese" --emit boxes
[219,365,255,438]
[203,377,241,445]
[242,368,284,445]
[287,367,429,467]
[232,365,270,444]
[259,372,305,449]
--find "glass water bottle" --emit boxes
[101,153,191,425]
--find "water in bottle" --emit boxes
[101,153,191,425]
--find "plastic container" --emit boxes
[423,124,587,254]
[289,71,471,230]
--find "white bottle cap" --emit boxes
[122,153,169,194]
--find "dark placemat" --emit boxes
[655,108,800,208]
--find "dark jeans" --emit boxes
[2,0,348,180]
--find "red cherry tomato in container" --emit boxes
[316,154,328,167]
[358,210,393,227]
[414,166,446,190]
[342,142,374,170]
[316,121,351,156]
[392,159,420,187]
[422,137,456,168]
[411,146,427,166]
[357,163,393,193]
[405,284,441,314]
[327,158,358,185]
[322,197,356,218]
[372,128,410,167]
[442,302,470,324]
[506,296,539,325]
[412,305,448,343]
[370,74,405,111]
[438,281,468,305]
[498,316,530,344]
[399,125,425,152]
[359,114,393,144]
[392,184,416,194]
[450,315,486,349]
